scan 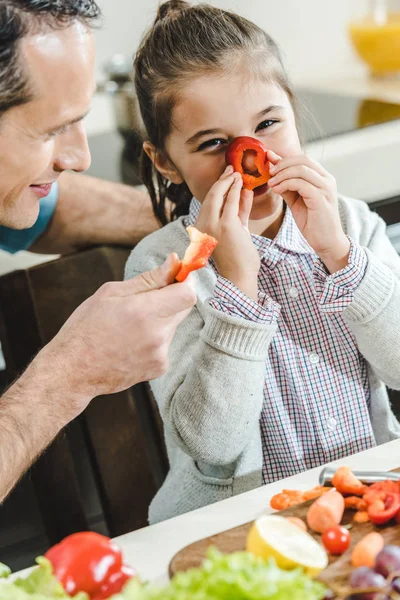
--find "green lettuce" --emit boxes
[0,549,327,600]
[113,549,328,600]
[0,557,87,600]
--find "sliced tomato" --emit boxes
[175,226,218,282]
[367,491,400,525]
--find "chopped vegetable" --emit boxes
[321,525,351,555]
[306,490,345,534]
[285,517,307,531]
[353,510,370,524]
[331,466,366,496]
[270,491,305,511]
[344,496,367,511]
[269,486,330,511]
[351,532,385,568]
[367,491,400,525]
[303,487,331,502]
[175,226,218,282]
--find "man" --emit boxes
[0,0,196,501]
[0,173,159,255]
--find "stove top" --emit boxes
[298,88,400,143]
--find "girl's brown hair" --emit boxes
[134,0,297,226]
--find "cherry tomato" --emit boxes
[322,525,351,555]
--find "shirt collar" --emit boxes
[185,197,315,256]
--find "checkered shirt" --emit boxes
[185,198,376,484]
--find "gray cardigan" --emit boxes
[125,196,400,524]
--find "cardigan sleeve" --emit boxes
[340,204,400,390]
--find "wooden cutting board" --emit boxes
[169,468,400,590]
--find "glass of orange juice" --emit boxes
[349,0,400,76]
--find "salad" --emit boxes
[0,546,326,600]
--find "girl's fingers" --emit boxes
[269,153,328,178]
[221,173,243,219]
[266,149,282,165]
[239,189,254,229]
[271,178,320,208]
[201,169,236,220]
[269,164,326,191]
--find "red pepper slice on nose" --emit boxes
[225,136,271,190]
[175,226,218,282]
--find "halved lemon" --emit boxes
[246,515,328,578]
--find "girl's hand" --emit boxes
[267,151,350,273]
[195,165,260,300]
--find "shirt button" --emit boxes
[326,417,338,431]
[309,352,320,365]
[288,286,299,299]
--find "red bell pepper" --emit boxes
[92,564,136,600]
[225,136,270,191]
[366,491,400,525]
[175,226,218,282]
[45,531,135,598]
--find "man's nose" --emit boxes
[54,122,92,173]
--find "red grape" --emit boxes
[349,567,387,599]
[375,545,400,578]
[391,577,400,593]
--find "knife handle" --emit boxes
[319,466,400,485]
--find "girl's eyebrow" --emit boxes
[256,105,285,119]
[185,128,223,145]
[185,105,286,146]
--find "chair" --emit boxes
[0,246,167,545]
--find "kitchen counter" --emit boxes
[113,440,400,585]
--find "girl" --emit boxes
[125,0,400,524]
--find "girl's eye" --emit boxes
[197,138,226,151]
[255,119,278,132]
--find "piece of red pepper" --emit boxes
[175,226,218,282]
[45,531,135,598]
[366,491,400,525]
[225,136,270,190]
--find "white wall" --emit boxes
[94,0,369,84]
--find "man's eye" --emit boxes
[47,125,69,139]
[198,138,226,151]
[256,119,278,132]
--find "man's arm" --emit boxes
[0,355,82,502]
[0,255,196,502]
[30,172,160,254]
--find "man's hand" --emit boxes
[36,253,196,418]
[0,255,196,501]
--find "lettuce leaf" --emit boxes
[0,557,88,600]
[113,548,327,600]
[0,549,327,600]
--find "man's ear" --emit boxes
[143,141,184,184]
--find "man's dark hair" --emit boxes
[0,0,101,115]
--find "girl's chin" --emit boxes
[250,187,282,220]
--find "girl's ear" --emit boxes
[143,141,184,184]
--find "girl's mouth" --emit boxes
[253,182,269,197]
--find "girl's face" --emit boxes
[163,71,302,220]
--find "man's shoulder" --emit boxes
[125,217,189,279]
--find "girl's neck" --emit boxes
[248,196,286,240]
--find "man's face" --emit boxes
[0,22,95,229]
